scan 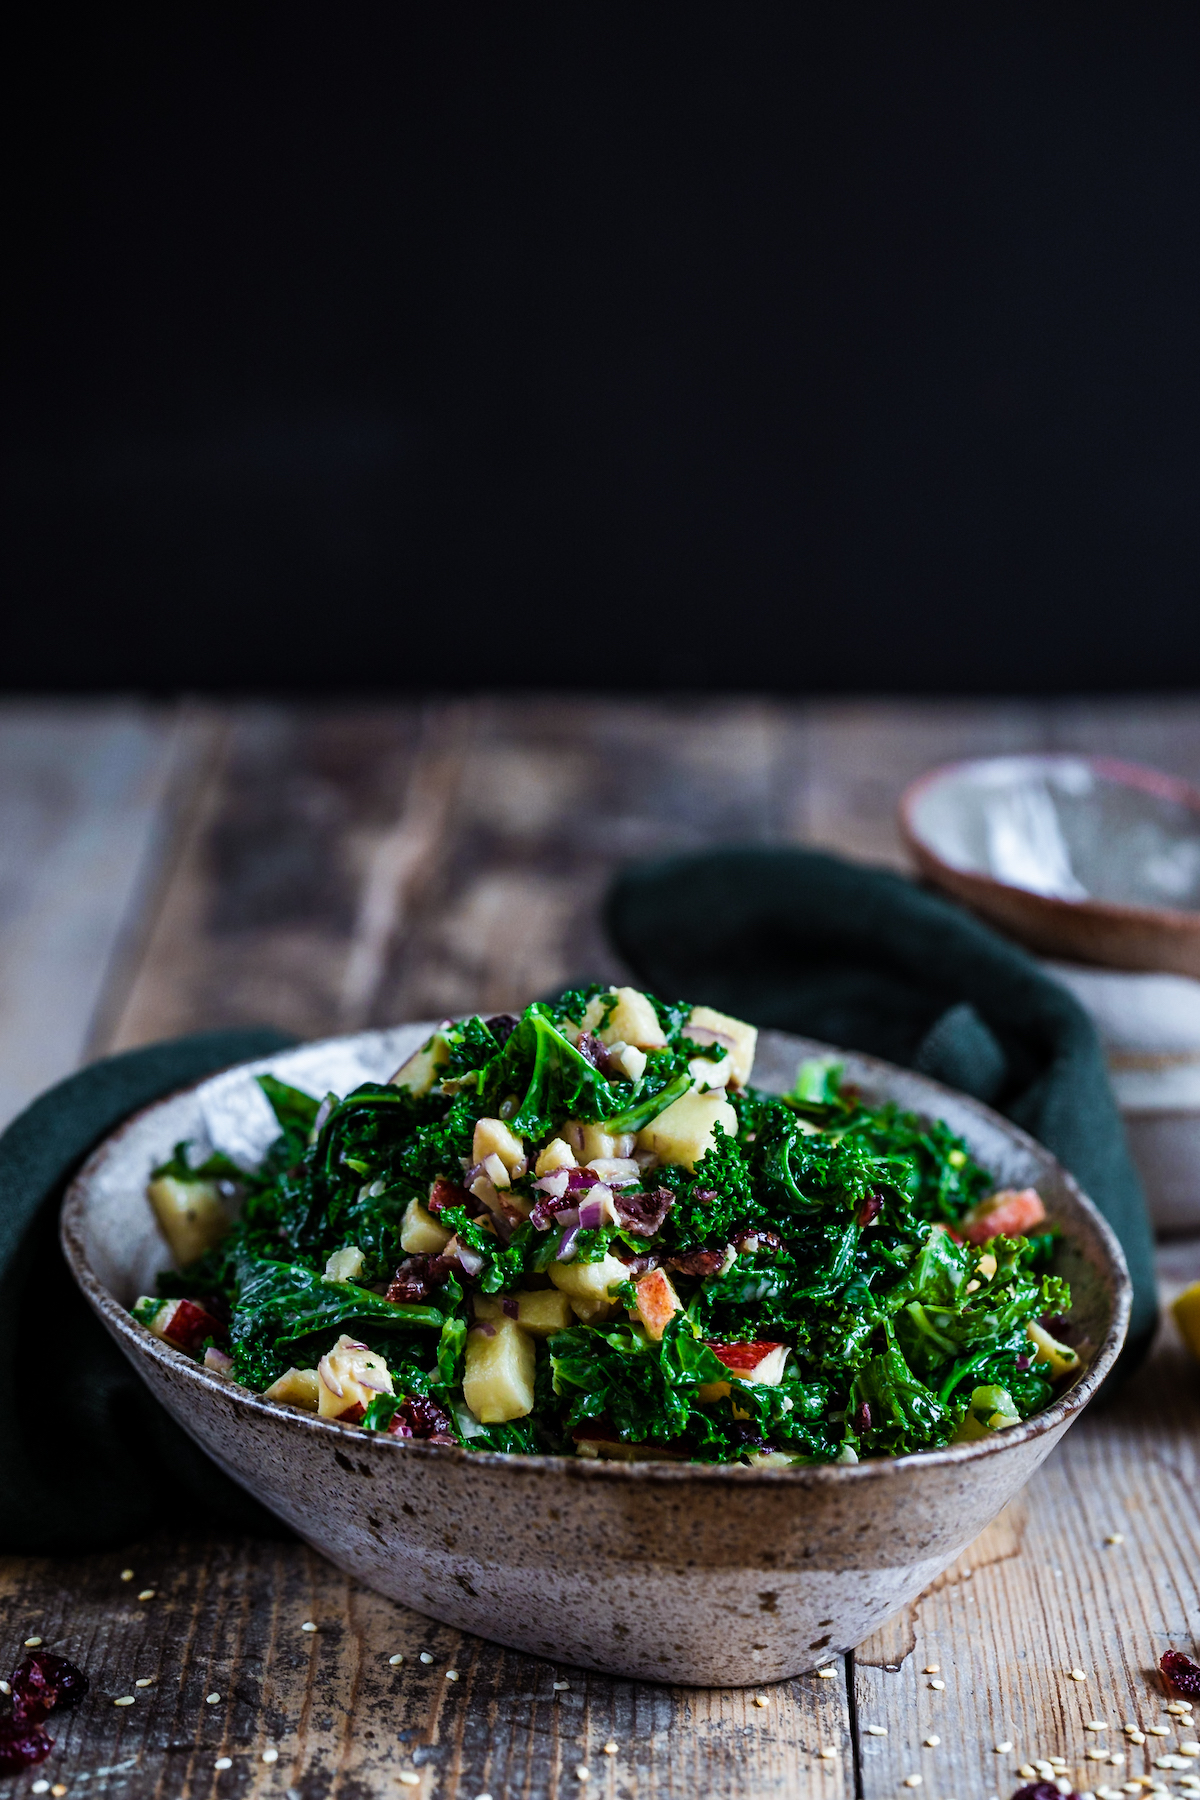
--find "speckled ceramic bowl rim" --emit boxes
[900,752,1200,937]
[60,1038,1131,1493]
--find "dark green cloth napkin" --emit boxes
[607,847,1157,1372]
[0,1028,296,1554]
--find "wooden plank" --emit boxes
[0,702,199,1129]
[0,1535,854,1800]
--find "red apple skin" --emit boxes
[706,1340,787,1377]
[959,1187,1046,1246]
[161,1298,225,1355]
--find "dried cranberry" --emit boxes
[856,1195,883,1228]
[613,1188,675,1237]
[0,1720,53,1774]
[732,1226,782,1255]
[10,1651,89,1723]
[1041,1315,1075,1342]
[853,1402,872,1433]
[574,1032,607,1070]
[388,1395,456,1440]
[1012,1785,1076,1800]
[1015,1354,1031,1372]
[529,1190,578,1232]
[484,1013,519,1047]
[427,1176,474,1217]
[386,1255,452,1305]
[500,1297,520,1319]
[666,1250,725,1278]
[1161,1649,1200,1698]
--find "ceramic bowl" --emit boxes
[900,753,1200,976]
[61,1025,1129,1687]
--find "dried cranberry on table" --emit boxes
[1011,1785,1080,1800]
[0,1719,53,1774]
[11,1650,90,1721]
[1161,1648,1200,1698]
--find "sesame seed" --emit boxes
[1105,1532,1125,1544]
[1111,1753,1126,1765]
[263,1749,279,1764]
[1090,1751,1114,1762]
[398,1776,420,1788]
[31,1783,50,1795]
[1127,1731,1147,1745]
[929,1679,946,1690]
[1122,1786,1144,1796]
[120,1569,134,1581]
[25,1635,44,1647]
[135,1678,153,1688]
[995,1743,1014,1755]
[389,1653,404,1665]
[816,1665,838,1679]
[1088,1723,1110,1732]
[1148,1727,1172,1737]
[603,1743,618,1756]
[553,1681,571,1691]
[575,1766,590,1782]
[1181,1745,1200,1758]
[137,1590,155,1602]
[1019,1766,1038,1780]
[475,1793,494,1800]
[904,1775,923,1787]
[820,1748,838,1760]
[206,1692,221,1705]
[1169,1705,1194,1717]
[1056,1782,1073,1795]
[214,1758,233,1771]
[114,1695,135,1706]
[0,1682,8,1695]
[51,1786,68,1796]
[301,1621,318,1633]
[1070,1669,1090,1682]
[419,1652,434,1664]
[1050,1759,1068,1769]
[924,1664,941,1674]
[445,1670,459,1682]
[925,1736,941,1748]
[867,1726,889,1736]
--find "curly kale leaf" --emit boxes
[228,1257,442,1388]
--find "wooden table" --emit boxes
[2,696,1198,1800]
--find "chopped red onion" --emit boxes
[556,1224,581,1262]
[357,1371,391,1393]
[317,1357,344,1398]
[501,1297,520,1319]
[455,1243,485,1277]
[578,1200,602,1229]
[532,1169,571,1199]
[472,1321,497,1338]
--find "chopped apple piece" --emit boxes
[400,1197,452,1254]
[549,1252,631,1322]
[462,1316,537,1421]
[324,1245,366,1284]
[959,1187,1047,1246]
[1026,1320,1080,1380]
[563,1121,637,1162]
[579,986,667,1050]
[136,1296,225,1356]
[472,1117,526,1176]
[264,1367,321,1410]
[389,1031,450,1096]
[147,1175,230,1267]
[633,1268,682,1341]
[697,1340,790,1402]
[609,1042,647,1082]
[535,1137,577,1176]
[317,1334,394,1421]
[474,1288,575,1337]
[635,1089,738,1172]
[686,1006,758,1088]
[953,1383,1021,1441]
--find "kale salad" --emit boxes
[132,987,1083,1465]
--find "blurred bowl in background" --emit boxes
[900,754,1200,1234]
[900,753,1200,977]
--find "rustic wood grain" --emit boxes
[3,695,1200,1800]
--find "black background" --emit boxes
[6,6,1200,695]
